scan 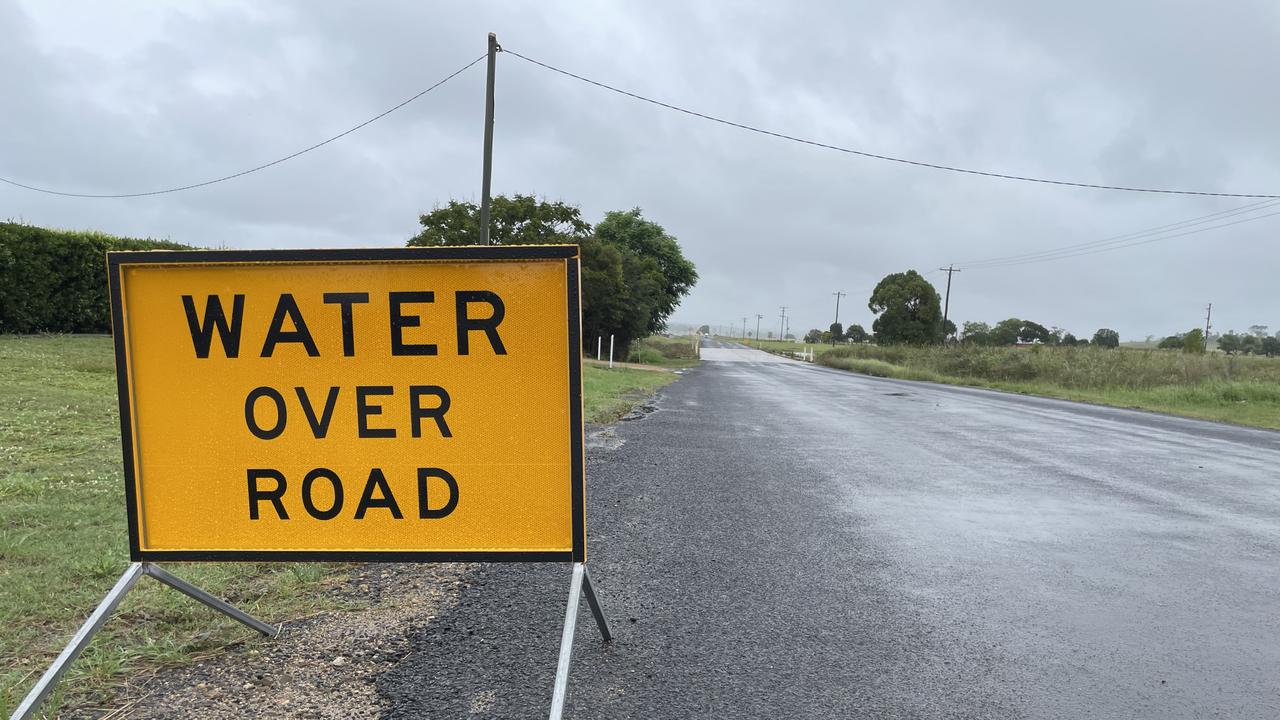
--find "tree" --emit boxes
[1262,336,1280,357]
[867,270,942,345]
[1182,328,1206,354]
[1092,328,1120,349]
[1218,331,1242,354]
[846,324,868,344]
[942,319,957,342]
[990,318,1024,346]
[961,321,992,346]
[1158,334,1184,350]
[408,196,696,358]
[1241,335,1262,355]
[804,328,823,344]
[579,237,628,349]
[1018,320,1052,344]
[594,208,698,332]
[829,322,844,343]
[410,194,591,247]
[697,324,710,335]
[1248,324,1270,338]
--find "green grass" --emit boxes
[622,335,701,368]
[0,335,351,715]
[818,344,1280,429]
[582,364,681,423]
[745,338,846,357]
[0,335,681,715]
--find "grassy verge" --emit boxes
[583,364,681,423]
[818,344,1280,429]
[1,335,681,715]
[0,335,353,714]
[745,338,845,357]
[622,335,701,368]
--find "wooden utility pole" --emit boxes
[479,33,499,245]
[831,291,846,345]
[1205,303,1213,348]
[939,265,961,342]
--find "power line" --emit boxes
[504,48,1280,200]
[954,198,1280,268]
[959,207,1280,270]
[0,54,487,199]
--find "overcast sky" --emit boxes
[5,1,1279,340]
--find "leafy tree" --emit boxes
[409,196,696,357]
[867,270,942,345]
[410,194,591,247]
[1158,335,1184,350]
[829,322,844,343]
[1248,324,1270,338]
[1062,333,1079,346]
[961,321,992,345]
[1182,328,1206,354]
[804,328,823,344]
[1018,320,1052,344]
[1241,335,1262,355]
[595,209,698,332]
[1262,336,1280,357]
[942,319,957,342]
[1092,328,1120,349]
[846,324,868,343]
[579,237,628,348]
[697,324,710,335]
[1218,331,1242,354]
[990,318,1023,346]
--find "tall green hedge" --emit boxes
[0,223,192,334]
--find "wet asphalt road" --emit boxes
[380,339,1280,718]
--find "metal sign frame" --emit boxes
[107,245,587,563]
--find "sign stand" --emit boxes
[12,563,277,720]
[549,562,612,720]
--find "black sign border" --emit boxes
[108,245,585,563]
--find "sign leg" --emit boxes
[11,563,146,720]
[548,563,584,720]
[580,565,612,643]
[142,563,278,637]
[548,563,612,720]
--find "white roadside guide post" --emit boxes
[609,334,614,368]
[597,336,602,361]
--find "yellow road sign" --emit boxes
[108,246,585,561]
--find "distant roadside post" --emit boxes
[14,245,611,720]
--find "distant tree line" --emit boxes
[409,195,697,358]
[0,223,190,333]
[1209,326,1279,356]
[859,269,1120,348]
[959,320,1118,348]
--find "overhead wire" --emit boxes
[959,206,1280,270]
[953,198,1280,269]
[0,53,486,198]
[504,49,1280,200]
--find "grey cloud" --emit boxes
[3,0,1278,340]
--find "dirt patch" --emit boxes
[73,563,465,719]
